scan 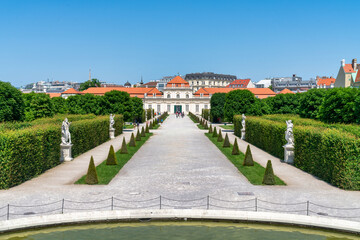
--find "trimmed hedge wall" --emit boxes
[234,114,360,190]
[0,115,123,189]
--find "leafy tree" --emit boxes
[270,93,300,114]
[23,93,54,121]
[224,90,260,121]
[131,97,144,122]
[81,93,103,115]
[79,78,101,91]
[51,97,68,114]
[298,88,327,119]
[0,81,25,122]
[103,90,132,121]
[319,88,359,123]
[210,93,226,122]
[66,95,86,114]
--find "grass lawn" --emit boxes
[205,133,285,185]
[152,123,160,129]
[123,124,134,129]
[76,133,153,185]
[189,115,199,124]
[219,125,234,130]
[197,124,206,130]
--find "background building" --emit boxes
[185,72,237,92]
[316,76,335,89]
[255,79,272,88]
[271,74,316,93]
[334,59,360,88]
[227,79,255,88]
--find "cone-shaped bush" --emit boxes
[232,138,240,155]
[212,127,217,137]
[223,133,230,148]
[217,129,223,142]
[209,125,213,134]
[120,137,128,154]
[262,160,276,185]
[136,129,141,141]
[141,126,146,137]
[243,145,254,166]
[204,123,208,129]
[149,121,153,129]
[106,145,117,165]
[129,133,136,147]
[85,156,98,185]
[145,123,149,133]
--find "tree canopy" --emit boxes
[224,90,260,121]
[79,78,101,91]
[210,93,226,122]
[0,81,25,122]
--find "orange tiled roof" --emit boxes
[227,79,251,88]
[317,77,335,86]
[62,88,81,94]
[278,89,294,94]
[194,88,276,99]
[166,76,190,87]
[344,64,356,73]
[82,87,162,98]
[47,93,61,98]
[355,71,360,83]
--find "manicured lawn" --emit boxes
[76,133,153,185]
[197,124,206,130]
[189,114,199,124]
[205,133,285,185]
[220,124,234,130]
[152,123,160,129]
[123,124,134,129]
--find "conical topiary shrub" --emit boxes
[212,127,217,138]
[106,145,117,165]
[262,160,276,185]
[223,133,230,148]
[145,123,149,133]
[243,145,254,166]
[136,129,141,141]
[217,129,223,142]
[120,137,128,154]
[141,126,146,137]
[85,156,98,185]
[129,133,136,147]
[204,122,208,129]
[232,138,240,155]
[209,125,213,134]
[149,121,153,129]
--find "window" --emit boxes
[148,105,152,109]
[176,94,180,98]
[200,93,203,97]
[186,105,189,112]
[196,105,199,112]
[205,105,208,109]
[167,104,171,112]
[153,93,156,97]
[186,94,189,98]
[167,94,171,98]
[157,105,161,112]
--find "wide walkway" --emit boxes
[0,115,359,220]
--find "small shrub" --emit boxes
[120,137,128,154]
[243,145,254,166]
[136,129,141,141]
[129,133,136,147]
[223,133,230,147]
[106,145,117,165]
[209,125,213,133]
[263,160,275,185]
[217,129,223,142]
[232,138,240,155]
[141,126,146,137]
[85,156,98,185]
[212,127,218,137]
[145,123,149,133]
[149,121,153,129]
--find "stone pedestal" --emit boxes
[60,144,73,162]
[109,128,115,139]
[283,144,294,164]
[241,129,246,140]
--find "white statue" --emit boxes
[285,120,294,145]
[110,114,115,130]
[241,114,246,130]
[61,118,72,145]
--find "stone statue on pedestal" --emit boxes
[61,118,71,145]
[110,114,115,130]
[241,114,246,130]
[283,120,295,164]
[285,120,294,146]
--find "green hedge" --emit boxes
[0,115,123,189]
[234,114,360,190]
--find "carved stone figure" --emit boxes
[61,118,72,145]
[110,114,115,130]
[241,114,246,130]
[285,120,294,146]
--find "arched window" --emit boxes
[176,94,180,98]
[167,94,171,98]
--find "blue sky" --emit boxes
[0,0,359,87]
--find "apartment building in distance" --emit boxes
[271,74,316,93]
[184,72,237,92]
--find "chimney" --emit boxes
[341,59,345,67]
[352,59,357,71]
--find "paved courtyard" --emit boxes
[0,115,360,220]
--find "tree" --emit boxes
[106,145,117,165]
[298,89,327,119]
[232,138,240,155]
[23,92,54,121]
[223,133,230,148]
[224,90,259,121]
[262,160,275,185]
[81,93,103,115]
[210,93,226,123]
[131,97,144,122]
[0,81,25,122]
[79,78,101,91]
[51,97,68,114]
[103,90,132,121]
[243,145,254,166]
[120,137,128,154]
[85,156,98,184]
[270,93,300,114]
[66,95,86,114]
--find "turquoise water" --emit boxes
[1,222,359,240]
